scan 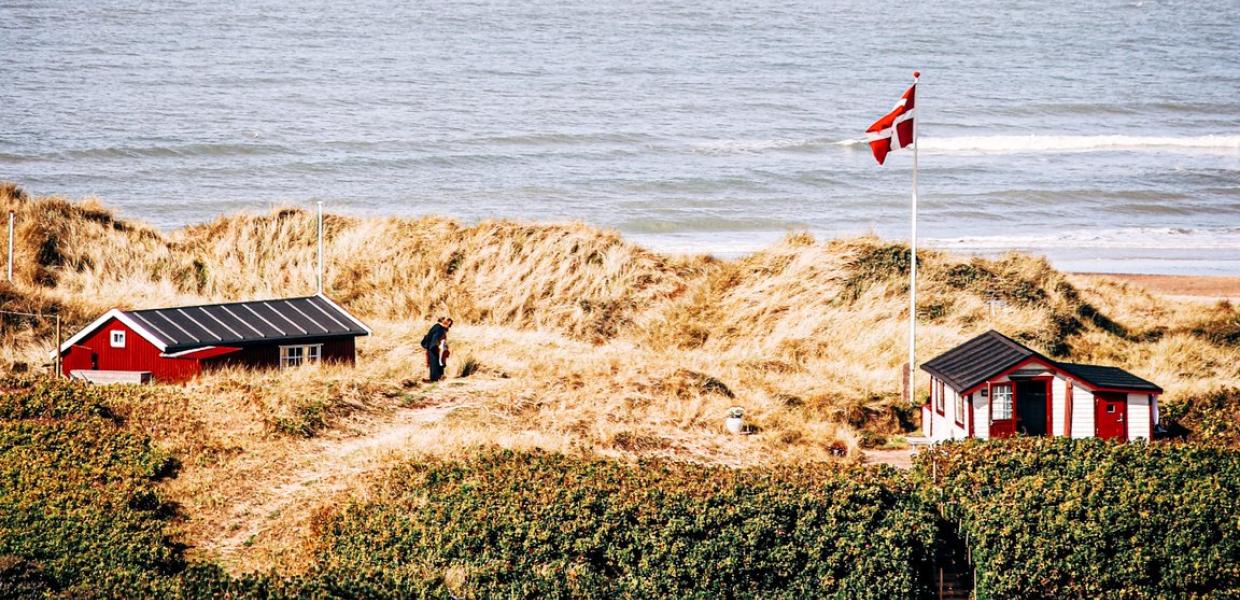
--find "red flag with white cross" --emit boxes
[866,73,918,165]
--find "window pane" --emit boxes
[993,386,1013,420]
[281,346,306,367]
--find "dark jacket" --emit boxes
[421,323,447,351]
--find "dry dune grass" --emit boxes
[3,182,1238,440]
[3,183,1240,572]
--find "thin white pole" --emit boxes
[316,201,324,295]
[55,315,61,379]
[7,211,13,282]
[908,71,920,404]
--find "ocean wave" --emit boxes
[690,138,832,154]
[834,134,1240,154]
[925,135,1240,154]
[474,132,656,146]
[0,142,296,163]
[927,226,1240,251]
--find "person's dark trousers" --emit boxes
[427,349,445,382]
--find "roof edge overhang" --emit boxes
[945,354,1164,396]
[316,293,372,336]
[957,355,1065,396]
[55,309,169,355]
[160,346,242,359]
[921,352,1033,394]
[161,331,366,353]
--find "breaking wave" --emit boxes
[927,226,1240,251]
[834,134,1240,154]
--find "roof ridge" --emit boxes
[122,294,321,313]
[981,329,1035,356]
[1056,360,1114,369]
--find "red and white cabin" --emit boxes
[920,330,1162,442]
[57,294,370,383]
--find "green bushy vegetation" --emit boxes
[7,376,1240,598]
[2,378,938,598]
[917,438,1240,599]
[0,378,184,597]
[1162,387,1240,447]
[314,450,936,599]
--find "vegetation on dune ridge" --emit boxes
[2,183,1236,404]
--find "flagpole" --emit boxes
[908,70,920,404]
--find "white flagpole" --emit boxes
[908,70,920,404]
[316,201,324,295]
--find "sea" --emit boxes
[3,0,1239,275]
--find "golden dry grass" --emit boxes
[3,182,1239,572]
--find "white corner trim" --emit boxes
[316,293,372,335]
[57,309,169,354]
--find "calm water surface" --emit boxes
[3,0,1239,273]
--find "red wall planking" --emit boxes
[60,318,202,381]
[61,317,360,383]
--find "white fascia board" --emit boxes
[56,309,169,354]
[316,294,372,335]
[160,345,215,358]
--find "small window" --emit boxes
[1107,404,1116,414]
[110,330,126,348]
[955,390,966,426]
[279,344,322,368]
[992,385,1013,420]
[935,380,946,415]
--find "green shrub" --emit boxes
[0,377,184,597]
[315,450,936,599]
[917,438,1240,599]
[1162,387,1240,447]
[841,243,911,301]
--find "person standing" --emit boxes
[420,317,452,382]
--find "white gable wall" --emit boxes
[926,377,971,443]
[1051,377,1068,436]
[1070,384,1095,438]
[1127,393,1152,440]
[972,391,989,439]
[947,386,967,441]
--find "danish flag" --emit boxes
[866,73,918,165]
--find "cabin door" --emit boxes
[1015,379,1050,436]
[1095,393,1128,440]
[988,383,1016,438]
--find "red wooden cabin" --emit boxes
[920,330,1162,443]
[57,294,370,383]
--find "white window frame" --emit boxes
[110,330,126,348]
[992,384,1014,420]
[279,344,323,368]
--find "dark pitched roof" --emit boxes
[921,329,1162,393]
[122,295,369,352]
[1056,362,1163,392]
[921,330,1040,392]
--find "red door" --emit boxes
[1095,393,1128,440]
[989,383,1017,438]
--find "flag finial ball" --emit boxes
[913,70,921,79]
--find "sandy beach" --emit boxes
[1074,273,1240,304]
